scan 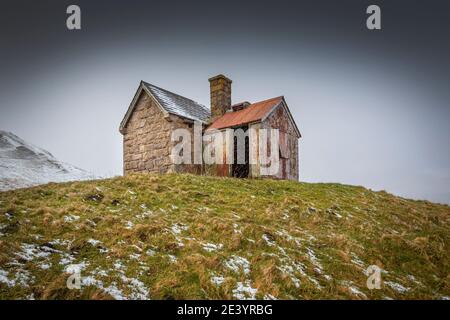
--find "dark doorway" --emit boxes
[232,127,249,178]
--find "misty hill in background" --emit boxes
[0,131,94,191]
[0,174,448,299]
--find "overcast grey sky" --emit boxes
[0,0,449,204]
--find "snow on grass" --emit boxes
[125,277,149,300]
[124,221,134,230]
[170,223,188,235]
[12,269,34,287]
[262,233,276,246]
[277,265,301,288]
[63,215,80,223]
[406,274,423,286]
[15,243,52,261]
[59,253,75,266]
[87,239,101,246]
[232,281,257,300]
[113,260,126,273]
[341,280,367,299]
[136,211,153,219]
[49,238,72,248]
[0,269,15,287]
[39,262,51,270]
[202,242,223,252]
[305,247,322,270]
[146,249,156,256]
[224,255,250,275]
[263,294,277,300]
[129,253,141,260]
[167,254,177,263]
[211,275,225,286]
[64,261,89,274]
[102,282,126,300]
[350,253,365,268]
[385,281,410,293]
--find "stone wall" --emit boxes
[122,91,201,175]
[261,104,299,180]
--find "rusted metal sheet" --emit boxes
[207,96,283,130]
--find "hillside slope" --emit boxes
[0,131,94,191]
[0,174,449,300]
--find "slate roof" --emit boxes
[142,82,211,123]
[119,81,211,133]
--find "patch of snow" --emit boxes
[136,211,153,219]
[39,262,51,270]
[64,262,89,274]
[59,253,75,265]
[170,223,188,235]
[124,221,134,229]
[202,242,223,252]
[167,255,177,263]
[103,282,126,300]
[277,265,301,288]
[63,215,80,223]
[263,294,277,300]
[14,269,34,287]
[341,280,367,299]
[305,247,322,270]
[350,253,365,268]
[385,281,410,293]
[87,239,101,246]
[0,269,15,287]
[232,281,257,300]
[15,243,51,261]
[262,234,276,247]
[211,275,225,286]
[113,260,126,273]
[129,253,141,260]
[224,255,250,275]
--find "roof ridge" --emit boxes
[249,96,284,105]
[142,81,209,111]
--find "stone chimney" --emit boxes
[208,74,232,120]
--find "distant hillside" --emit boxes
[0,131,94,191]
[0,174,449,300]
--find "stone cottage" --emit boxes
[119,74,301,180]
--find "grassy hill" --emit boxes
[0,173,449,300]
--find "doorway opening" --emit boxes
[231,126,249,178]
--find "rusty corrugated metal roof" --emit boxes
[207,96,283,130]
